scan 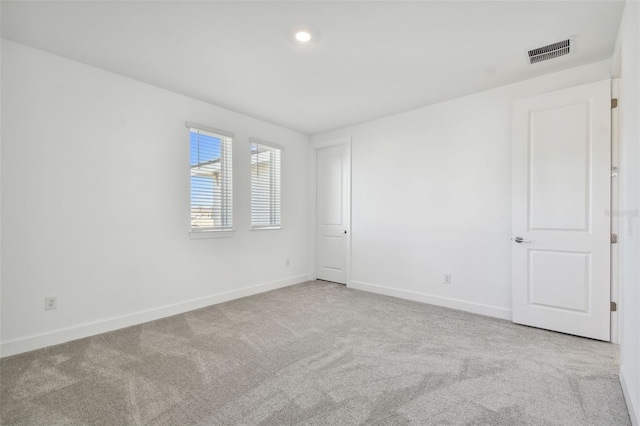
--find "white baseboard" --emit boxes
[348,280,512,321]
[0,274,310,358]
[621,369,639,426]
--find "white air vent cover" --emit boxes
[527,37,574,64]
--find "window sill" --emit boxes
[189,229,235,239]
[250,226,283,231]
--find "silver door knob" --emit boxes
[514,237,531,243]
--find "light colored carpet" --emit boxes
[0,281,630,425]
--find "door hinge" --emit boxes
[612,166,619,177]
[611,301,617,312]
[612,98,618,109]
[611,234,618,244]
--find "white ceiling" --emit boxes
[1,1,625,135]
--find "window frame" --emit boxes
[250,138,284,230]
[187,122,235,238]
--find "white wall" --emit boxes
[0,40,310,356]
[0,29,3,356]
[616,1,640,423]
[311,60,612,320]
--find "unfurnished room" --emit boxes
[0,1,639,425]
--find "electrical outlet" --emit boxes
[285,258,290,267]
[443,274,452,285]
[45,296,57,310]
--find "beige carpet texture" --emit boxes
[0,281,631,425]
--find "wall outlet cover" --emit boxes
[45,296,57,310]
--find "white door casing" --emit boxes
[512,79,611,341]
[316,144,349,284]
[610,78,620,344]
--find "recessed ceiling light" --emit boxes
[295,31,312,42]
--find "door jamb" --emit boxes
[309,136,352,285]
[609,44,622,344]
[611,74,621,344]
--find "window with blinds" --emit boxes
[251,139,282,228]
[189,125,233,232]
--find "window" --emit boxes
[188,123,233,233]
[251,139,282,228]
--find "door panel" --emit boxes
[530,103,589,231]
[321,153,344,225]
[317,144,348,284]
[321,236,344,271]
[528,250,589,312]
[512,80,610,341]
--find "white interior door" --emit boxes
[512,79,611,341]
[316,144,348,284]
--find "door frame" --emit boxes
[611,76,620,344]
[309,136,352,285]
[610,45,621,345]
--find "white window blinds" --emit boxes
[189,125,233,231]
[251,140,282,228]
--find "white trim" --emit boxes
[250,137,285,151]
[189,229,235,239]
[611,77,620,344]
[250,226,283,231]
[309,136,352,285]
[621,369,639,426]
[185,121,235,139]
[0,274,310,358]
[349,280,513,321]
[311,136,352,150]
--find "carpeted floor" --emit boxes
[0,281,630,425]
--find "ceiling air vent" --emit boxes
[527,37,574,64]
